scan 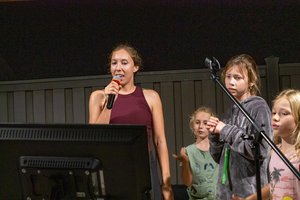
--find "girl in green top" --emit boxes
[173,107,219,200]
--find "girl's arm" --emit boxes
[88,90,111,124]
[232,184,270,200]
[207,117,225,164]
[220,99,272,160]
[173,147,193,186]
[145,89,174,200]
[89,80,121,124]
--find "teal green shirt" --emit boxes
[186,144,219,200]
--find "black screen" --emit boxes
[0,124,151,200]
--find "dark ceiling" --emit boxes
[1,1,300,81]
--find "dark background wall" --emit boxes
[1,0,300,81]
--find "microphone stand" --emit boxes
[205,57,300,200]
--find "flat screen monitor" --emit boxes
[0,123,151,200]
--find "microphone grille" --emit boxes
[113,75,122,80]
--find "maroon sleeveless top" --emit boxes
[110,86,153,142]
[111,87,161,199]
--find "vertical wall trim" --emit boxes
[0,92,8,122]
[53,89,66,123]
[33,90,46,123]
[73,87,86,123]
[265,56,280,105]
[13,91,26,122]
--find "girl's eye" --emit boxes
[274,111,291,117]
[281,112,290,116]
[271,112,276,116]
[225,75,243,80]
[233,75,243,80]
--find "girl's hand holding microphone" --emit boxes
[105,75,122,109]
[104,76,121,96]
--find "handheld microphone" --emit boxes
[106,75,121,109]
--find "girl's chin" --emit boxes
[197,134,209,139]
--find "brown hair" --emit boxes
[108,43,143,73]
[221,54,261,96]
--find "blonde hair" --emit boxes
[272,89,300,155]
[221,54,261,96]
[189,106,216,133]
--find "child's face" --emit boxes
[224,65,252,101]
[192,111,210,140]
[272,97,296,140]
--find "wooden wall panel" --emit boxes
[84,87,92,123]
[260,77,268,102]
[215,84,225,115]
[279,63,300,90]
[140,83,153,90]
[181,81,196,146]
[65,88,73,123]
[279,76,291,90]
[13,91,26,123]
[0,92,8,122]
[7,92,14,122]
[53,89,65,123]
[202,79,217,112]
[0,60,300,184]
[160,81,177,183]
[25,91,33,123]
[194,80,203,108]
[173,81,183,182]
[33,90,46,123]
[45,90,53,123]
[265,57,279,104]
[73,87,86,123]
[291,75,300,90]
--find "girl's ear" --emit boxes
[133,65,139,73]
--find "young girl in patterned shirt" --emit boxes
[233,89,300,200]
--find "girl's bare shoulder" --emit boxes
[142,88,159,98]
[90,89,106,101]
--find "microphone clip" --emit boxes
[204,57,221,75]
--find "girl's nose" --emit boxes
[115,63,122,69]
[229,77,235,85]
[272,113,279,121]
